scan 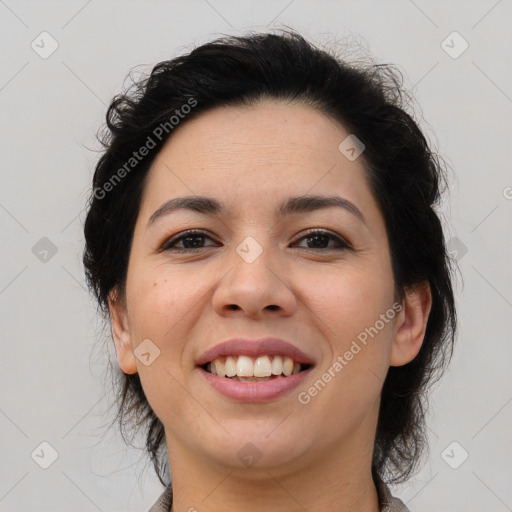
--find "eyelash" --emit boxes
[160,229,351,253]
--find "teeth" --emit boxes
[236,355,253,377]
[271,356,283,375]
[213,359,225,377]
[206,355,304,378]
[230,376,275,382]
[282,357,293,376]
[225,356,237,377]
[254,356,272,377]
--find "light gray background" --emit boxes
[1,0,511,511]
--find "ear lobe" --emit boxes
[390,282,432,367]
[108,289,138,375]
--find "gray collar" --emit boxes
[148,481,410,511]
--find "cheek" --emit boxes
[128,265,199,336]
[127,265,215,384]
[124,272,190,390]
[129,273,197,421]
[297,263,395,406]
[299,265,394,345]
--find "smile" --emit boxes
[203,354,310,380]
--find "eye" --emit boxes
[160,228,351,253]
[161,230,219,252]
[292,229,351,250]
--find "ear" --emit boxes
[390,281,432,367]
[108,289,138,375]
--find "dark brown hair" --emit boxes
[83,30,457,487]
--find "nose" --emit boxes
[212,243,298,320]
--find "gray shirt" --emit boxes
[148,481,410,511]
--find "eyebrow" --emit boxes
[146,194,368,230]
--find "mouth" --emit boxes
[201,355,313,382]
[195,337,316,401]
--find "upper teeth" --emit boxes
[206,355,302,378]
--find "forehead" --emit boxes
[162,99,349,167]
[138,100,377,224]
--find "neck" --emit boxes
[166,425,380,512]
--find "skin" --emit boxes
[109,99,432,512]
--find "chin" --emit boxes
[203,427,309,471]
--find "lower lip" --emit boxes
[198,367,313,403]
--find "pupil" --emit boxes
[183,236,203,248]
[307,234,328,248]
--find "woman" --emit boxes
[83,30,456,511]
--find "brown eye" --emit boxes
[162,230,219,252]
[293,229,351,250]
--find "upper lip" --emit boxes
[196,337,316,367]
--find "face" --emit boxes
[110,100,428,475]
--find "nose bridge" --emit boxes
[235,235,267,266]
[212,234,296,318]
[230,234,279,292]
